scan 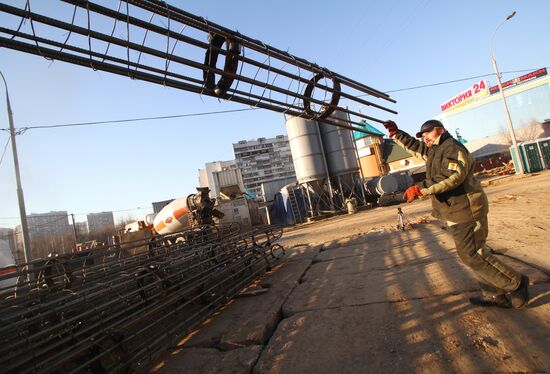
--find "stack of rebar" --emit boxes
[0,224,284,373]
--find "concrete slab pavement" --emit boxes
[256,284,550,374]
[151,245,321,373]
[283,258,480,316]
[153,345,262,374]
[284,224,549,316]
[307,224,457,281]
[179,259,312,350]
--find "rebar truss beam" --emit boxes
[0,0,396,135]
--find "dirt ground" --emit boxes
[150,170,550,374]
[280,170,550,268]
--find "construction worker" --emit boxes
[383,119,529,308]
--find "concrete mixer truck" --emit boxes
[113,187,225,255]
[153,187,224,235]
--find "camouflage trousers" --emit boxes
[449,216,522,295]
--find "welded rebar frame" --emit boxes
[0,224,284,373]
[0,0,396,134]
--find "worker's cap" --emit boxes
[416,119,445,138]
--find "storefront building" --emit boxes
[435,68,550,144]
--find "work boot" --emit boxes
[508,275,529,309]
[469,294,511,308]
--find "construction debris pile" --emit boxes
[474,161,516,177]
[0,224,284,373]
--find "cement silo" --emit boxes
[285,116,333,217]
[319,110,359,176]
[319,110,364,208]
[285,116,327,184]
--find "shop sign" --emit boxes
[489,68,548,94]
[441,80,489,112]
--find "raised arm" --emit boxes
[383,121,429,160]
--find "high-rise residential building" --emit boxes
[87,211,115,233]
[232,135,296,201]
[26,212,72,257]
[198,160,239,198]
[27,211,71,240]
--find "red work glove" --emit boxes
[383,120,398,138]
[403,185,423,203]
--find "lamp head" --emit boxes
[506,11,516,20]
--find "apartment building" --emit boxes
[27,211,71,240]
[232,135,296,201]
[87,211,115,233]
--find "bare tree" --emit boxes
[497,125,512,144]
[518,120,542,141]
[497,120,542,144]
[29,232,74,259]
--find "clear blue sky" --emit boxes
[1,0,549,227]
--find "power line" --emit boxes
[0,206,153,222]
[26,214,71,232]
[0,214,73,237]
[382,68,547,94]
[375,0,431,63]
[0,107,259,132]
[1,68,543,134]
[0,214,73,220]
[334,0,375,58]
[0,137,10,167]
[384,73,495,93]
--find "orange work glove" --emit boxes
[403,185,423,203]
[383,120,398,138]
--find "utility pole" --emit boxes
[1,72,33,273]
[490,11,524,174]
[70,213,78,250]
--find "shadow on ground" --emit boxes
[149,220,550,374]
[255,222,550,374]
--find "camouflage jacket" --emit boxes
[394,130,488,223]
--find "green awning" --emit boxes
[353,120,385,140]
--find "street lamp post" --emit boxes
[1,72,33,270]
[490,11,524,174]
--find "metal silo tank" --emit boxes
[285,116,328,184]
[319,110,359,177]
